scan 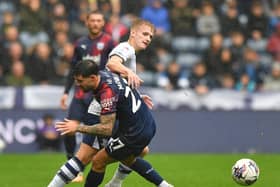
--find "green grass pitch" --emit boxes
[0,153,279,187]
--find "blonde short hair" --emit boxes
[131,18,156,34]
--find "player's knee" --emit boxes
[76,144,98,165]
[92,156,107,172]
[76,153,91,165]
[140,146,149,157]
[121,155,137,167]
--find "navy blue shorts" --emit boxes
[105,121,156,161]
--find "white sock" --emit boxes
[110,170,126,183]
[48,157,84,187]
[158,180,171,187]
[47,175,67,187]
[108,163,132,184]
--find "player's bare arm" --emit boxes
[56,113,116,136]
[77,113,116,136]
[106,55,143,88]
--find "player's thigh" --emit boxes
[92,148,116,172]
[76,142,99,165]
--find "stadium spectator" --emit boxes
[267,2,280,34]
[4,61,32,86]
[69,8,89,39]
[247,29,268,54]
[237,47,266,89]
[229,31,246,67]
[104,14,129,43]
[26,42,55,84]
[235,72,256,92]
[0,25,20,62]
[196,1,220,37]
[267,23,280,62]
[219,73,235,89]
[1,41,26,76]
[188,62,217,95]
[51,2,68,20]
[0,42,25,74]
[1,25,19,46]
[169,0,196,36]
[262,62,280,91]
[120,0,144,17]
[18,0,50,52]
[220,5,244,37]
[157,61,189,90]
[52,18,70,35]
[0,10,17,35]
[246,1,269,38]
[88,0,121,19]
[51,31,70,59]
[202,33,225,78]
[136,47,162,86]
[36,113,61,152]
[52,42,73,85]
[140,0,171,45]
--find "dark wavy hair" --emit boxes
[73,60,99,77]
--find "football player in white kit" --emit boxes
[102,19,155,187]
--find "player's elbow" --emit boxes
[101,126,113,136]
[106,61,115,71]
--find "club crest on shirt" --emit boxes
[97,42,105,50]
[82,54,101,65]
[80,44,86,49]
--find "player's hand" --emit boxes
[60,94,68,110]
[55,118,78,135]
[141,94,153,110]
[127,70,143,89]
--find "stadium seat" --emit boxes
[176,53,201,69]
[196,37,210,52]
[247,39,268,53]
[171,36,197,52]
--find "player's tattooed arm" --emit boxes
[77,113,116,136]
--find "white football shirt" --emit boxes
[109,42,136,73]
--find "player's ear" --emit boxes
[130,28,136,37]
[90,74,98,81]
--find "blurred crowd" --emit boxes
[1,0,280,94]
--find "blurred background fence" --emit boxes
[1,86,280,153]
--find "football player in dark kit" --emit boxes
[56,60,174,187]
[59,10,115,182]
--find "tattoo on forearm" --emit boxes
[77,113,116,136]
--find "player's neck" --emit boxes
[127,39,138,52]
[89,32,102,40]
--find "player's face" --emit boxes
[74,75,95,92]
[132,25,154,50]
[86,13,105,36]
